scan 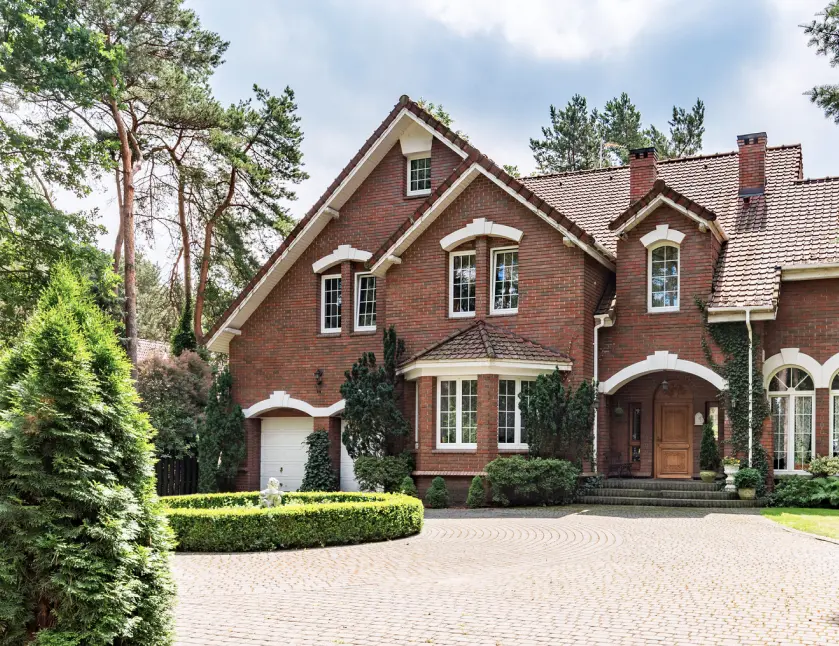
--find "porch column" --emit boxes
[415,376,435,471]
[477,374,499,462]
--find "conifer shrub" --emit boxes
[198,367,245,493]
[699,420,720,472]
[0,267,174,644]
[424,476,450,509]
[399,475,418,497]
[300,429,338,492]
[353,454,413,492]
[485,455,579,506]
[171,297,197,356]
[466,475,486,508]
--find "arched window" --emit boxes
[768,367,815,471]
[832,373,839,458]
[648,243,679,312]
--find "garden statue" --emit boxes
[260,477,284,508]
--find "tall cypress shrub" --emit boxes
[300,430,338,492]
[198,367,245,493]
[0,267,174,644]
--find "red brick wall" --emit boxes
[737,134,766,194]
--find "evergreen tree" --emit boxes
[0,266,174,644]
[803,2,839,123]
[197,367,245,493]
[699,420,720,472]
[466,475,486,509]
[424,476,450,509]
[399,475,418,498]
[530,94,598,173]
[171,298,197,356]
[599,92,646,164]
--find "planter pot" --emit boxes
[723,464,739,493]
[700,470,717,484]
[738,488,756,500]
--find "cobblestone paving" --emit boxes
[173,506,839,645]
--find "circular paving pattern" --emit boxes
[173,506,839,646]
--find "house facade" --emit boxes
[206,96,839,501]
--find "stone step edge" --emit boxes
[579,496,760,508]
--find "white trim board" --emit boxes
[763,348,839,390]
[640,224,686,248]
[312,245,372,273]
[440,218,523,252]
[206,107,468,353]
[613,194,728,244]
[599,351,727,395]
[399,358,570,381]
[244,390,345,419]
[780,263,839,282]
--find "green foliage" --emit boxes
[520,370,596,465]
[136,350,211,458]
[769,477,839,508]
[341,326,409,459]
[300,430,338,492]
[734,467,763,490]
[485,456,580,506]
[0,266,174,644]
[465,475,486,509]
[353,454,413,493]
[530,92,706,172]
[698,298,769,466]
[803,2,839,123]
[163,492,424,551]
[699,420,720,471]
[502,164,521,178]
[171,298,197,356]
[135,254,181,343]
[163,491,260,509]
[751,443,770,497]
[808,455,839,478]
[424,476,450,509]
[197,366,245,493]
[399,475,418,498]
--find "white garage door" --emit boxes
[340,419,361,492]
[260,417,313,491]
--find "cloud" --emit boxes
[403,0,686,61]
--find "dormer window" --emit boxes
[648,243,679,312]
[407,154,431,196]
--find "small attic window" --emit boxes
[407,154,431,196]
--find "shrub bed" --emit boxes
[485,455,579,506]
[161,491,423,552]
[768,477,839,508]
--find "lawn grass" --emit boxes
[762,508,839,540]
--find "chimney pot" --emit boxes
[629,146,658,203]
[737,132,767,198]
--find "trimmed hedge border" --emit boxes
[161,491,423,552]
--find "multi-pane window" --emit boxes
[768,367,815,471]
[450,251,476,316]
[408,156,431,195]
[649,244,679,311]
[498,378,532,447]
[437,378,478,447]
[832,374,839,457]
[355,273,376,331]
[630,403,641,463]
[321,274,342,332]
[492,248,519,314]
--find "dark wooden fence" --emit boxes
[155,456,199,497]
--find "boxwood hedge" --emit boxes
[161,491,423,552]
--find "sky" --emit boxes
[65,0,839,269]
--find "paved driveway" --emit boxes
[173,506,839,646]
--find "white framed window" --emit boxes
[321,274,342,333]
[449,251,476,317]
[407,154,431,196]
[491,247,519,315]
[437,377,477,448]
[498,378,532,448]
[648,242,679,312]
[354,272,376,332]
[768,367,815,472]
[831,373,839,458]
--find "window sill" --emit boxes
[432,448,477,454]
[449,312,476,319]
[774,470,811,478]
[498,447,528,453]
[351,329,377,336]
[406,191,431,200]
[647,308,680,314]
[490,310,518,318]
[318,331,342,338]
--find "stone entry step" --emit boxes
[578,495,759,509]
[596,488,738,501]
[602,478,722,492]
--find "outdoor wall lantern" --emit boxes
[314,368,324,393]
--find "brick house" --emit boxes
[205,96,839,501]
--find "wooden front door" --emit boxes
[655,400,693,478]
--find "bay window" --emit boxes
[437,378,477,448]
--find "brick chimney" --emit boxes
[629,147,657,203]
[737,132,767,197]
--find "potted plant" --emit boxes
[733,467,762,500]
[722,455,740,492]
[699,420,720,483]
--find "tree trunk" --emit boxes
[112,167,124,273]
[110,99,138,371]
[177,173,191,305]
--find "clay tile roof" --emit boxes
[607,179,718,232]
[401,320,571,365]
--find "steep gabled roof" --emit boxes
[608,179,720,233]
[205,95,473,352]
[400,320,571,365]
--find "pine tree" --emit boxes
[0,266,174,644]
[171,298,198,357]
[530,94,598,173]
[197,367,245,493]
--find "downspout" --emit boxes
[593,315,608,473]
[745,308,754,467]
